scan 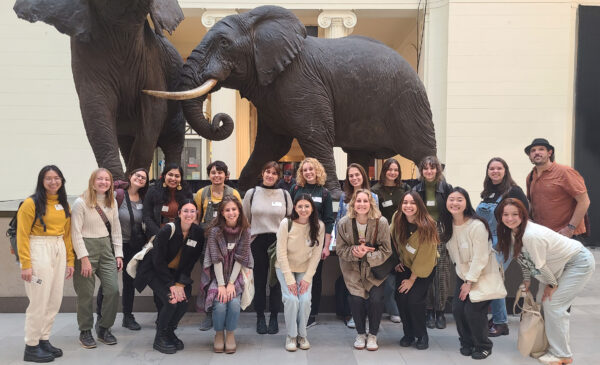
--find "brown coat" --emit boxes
[336,215,392,299]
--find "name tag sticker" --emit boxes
[136,203,143,210]
[227,242,236,250]
[161,205,169,212]
[460,241,469,249]
[272,201,283,207]
[187,239,197,248]
[306,239,312,246]
[489,193,495,198]
[406,245,417,254]
[312,196,322,203]
[213,211,218,218]
[54,204,64,211]
[382,200,393,208]
[426,200,435,207]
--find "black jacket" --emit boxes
[134,220,204,292]
[142,184,192,239]
[412,179,453,220]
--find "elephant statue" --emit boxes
[145,5,436,196]
[13,0,234,180]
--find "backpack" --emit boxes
[200,185,234,229]
[248,187,289,216]
[6,201,41,263]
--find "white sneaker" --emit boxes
[366,334,378,351]
[297,336,310,350]
[390,315,401,323]
[537,353,562,365]
[347,317,356,329]
[285,336,297,352]
[354,334,367,350]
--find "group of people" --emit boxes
[16,137,594,365]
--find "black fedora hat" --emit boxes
[524,138,554,155]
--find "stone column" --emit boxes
[318,11,357,179]
[201,10,239,178]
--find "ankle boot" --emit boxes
[168,326,184,350]
[153,329,177,354]
[225,331,236,354]
[214,331,225,353]
[426,310,435,329]
[256,316,267,334]
[435,311,446,329]
[23,344,54,363]
[267,315,279,334]
[39,340,62,358]
[122,313,141,331]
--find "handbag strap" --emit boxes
[351,218,379,246]
[95,205,112,239]
[125,190,136,240]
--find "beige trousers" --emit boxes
[24,236,66,346]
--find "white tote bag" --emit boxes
[126,223,175,278]
[469,249,507,303]
[513,288,548,358]
[240,267,255,310]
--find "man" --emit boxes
[525,138,590,238]
[276,170,296,191]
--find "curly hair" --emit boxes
[346,189,381,220]
[295,157,327,187]
[418,155,444,183]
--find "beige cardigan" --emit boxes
[336,215,391,299]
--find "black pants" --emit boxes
[310,260,324,317]
[395,267,435,339]
[348,283,385,335]
[452,276,493,352]
[148,277,191,330]
[335,275,351,318]
[97,242,135,315]
[251,233,281,317]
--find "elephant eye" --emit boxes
[220,38,231,48]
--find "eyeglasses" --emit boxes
[133,173,147,181]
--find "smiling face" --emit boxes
[294,199,313,220]
[165,168,182,189]
[209,166,226,186]
[93,170,112,194]
[422,164,437,182]
[179,203,197,225]
[129,170,147,190]
[385,163,400,184]
[347,167,363,189]
[446,191,466,218]
[353,192,371,216]
[487,161,506,185]
[43,170,62,195]
[501,204,522,232]
[401,194,418,221]
[302,162,317,184]
[262,167,279,187]
[222,201,240,227]
[528,145,552,166]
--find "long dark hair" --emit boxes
[495,198,529,262]
[393,191,438,247]
[343,163,371,204]
[379,158,402,186]
[32,165,70,230]
[207,195,250,232]
[480,157,517,199]
[128,167,149,200]
[291,194,321,247]
[159,163,189,203]
[440,187,491,243]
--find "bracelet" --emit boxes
[567,223,576,230]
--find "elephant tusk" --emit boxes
[142,79,218,100]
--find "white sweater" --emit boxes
[71,194,123,259]
[242,186,293,236]
[446,218,491,283]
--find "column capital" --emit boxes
[201,10,238,29]
[317,10,357,31]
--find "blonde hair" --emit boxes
[347,189,381,220]
[296,157,327,186]
[83,168,115,208]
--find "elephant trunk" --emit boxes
[181,96,234,142]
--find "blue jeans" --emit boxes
[212,295,241,331]
[490,248,512,324]
[276,268,312,338]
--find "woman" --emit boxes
[96,168,149,330]
[141,200,204,354]
[290,157,334,327]
[17,165,75,362]
[372,158,410,324]
[476,157,529,337]
[496,198,595,365]
[413,155,452,329]
[441,187,495,360]
[199,196,253,354]
[335,163,380,328]
[336,189,391,351]
[391,191,439,350]
[276,194,325,352]
[242,161,293,334]
[72,168,123,349]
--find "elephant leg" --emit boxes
[346,150,374,176]
[238,122,293,192]
[296,137,342,198]
[127,99,171,174]
[117,134,134,172]
[157,109,185,169]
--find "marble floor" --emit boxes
[2,249,599,365]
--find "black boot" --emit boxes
[79,330,97,349]
[96,326,117,345]
[168,327,184,350]
[426,310,435,329]
[153,329,177,354]
[256,315,267,334]
[267,314,279,334]
[122,313,141,331]
[23,345,54,363]
[488,323,509,337]
[435,311,446,329]
[415,334,429,350]
[39,340,62,358]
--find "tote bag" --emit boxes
[513,288,548,358]
[240,267,255,310]
[469,249,507,302]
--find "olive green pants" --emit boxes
[74,237,119,331]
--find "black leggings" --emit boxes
[395,267,435,338]
[148,277,191,330]
[251,233,281,316]
[348,284,385,335]
[310,260,324,317]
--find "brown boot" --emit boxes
[225,331,236,354]
[213,331,224,353]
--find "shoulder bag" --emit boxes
[126,222,175,278]
[513,287,548,358]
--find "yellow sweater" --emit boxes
[16,195,75,269]
[396,231,438,278]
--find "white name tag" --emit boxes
[272,201,283,207]
[460,241,469,249]
[136,203,143,210]
[187,239,197,248]
[161,205,169,212]
[306,239,312,246]
[382,200,393,208]
[489,193,495,198]
[54,204,64,211]
[312,196,322,203]
[406,244,417,254]
[213,211,218,218]
[227,242,236,250]
[426,200,435,207]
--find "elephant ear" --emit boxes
[249,6,306,86]
[13,0,92,42]
[149,0,184,36]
